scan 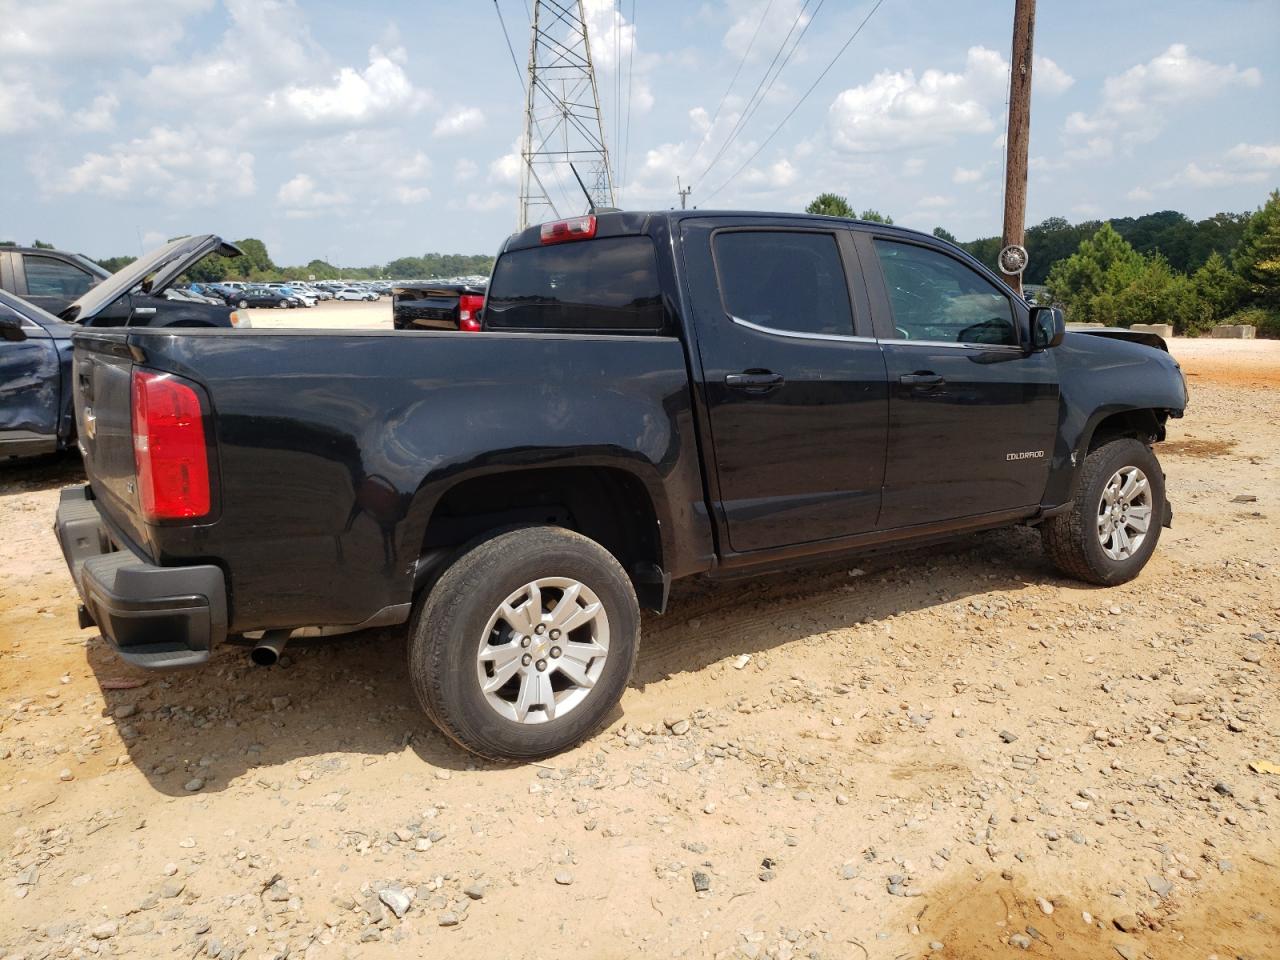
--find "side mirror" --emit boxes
[1030,305,1065,350]
[0,312,28,342]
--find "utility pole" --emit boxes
[518,0,615,230]
[1000,0,1035,296]
[677,176,692,210]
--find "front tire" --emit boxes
[409,526,639,761]
[1041,438,1165,586]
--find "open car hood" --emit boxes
[60,235,242,323]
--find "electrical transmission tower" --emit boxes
[518,0,615,230]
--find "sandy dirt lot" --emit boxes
[1,337,1277,960]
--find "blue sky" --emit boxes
[1,0,1276,266]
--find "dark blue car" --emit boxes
[0,288,76,459]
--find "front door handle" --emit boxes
[725,371,785,392]
[899,371,944,388]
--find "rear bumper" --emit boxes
[54,485,226,669]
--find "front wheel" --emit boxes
[237,299,249,309]
[409,526,639,761]
[1041,438,1166,586]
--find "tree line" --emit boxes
[0,236,497,283]
[805,189,1280,337]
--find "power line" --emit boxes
[695,0,815,186]
[685,0,777,177]
[621,0,637,204]
[728,0,826,154]
[703,0,888,204]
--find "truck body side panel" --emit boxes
[74,328,713,633]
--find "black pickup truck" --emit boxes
[54,211,1187,760]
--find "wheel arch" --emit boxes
[412,462,670,612]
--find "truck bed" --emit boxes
[70,327,711,637]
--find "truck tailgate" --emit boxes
[71,331,150,552]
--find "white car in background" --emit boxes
[278,286,316,307]
[335,287,377,302]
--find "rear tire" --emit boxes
[1041,438,1165,586]
[408,526,639,761]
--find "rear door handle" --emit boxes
[725,371,785,392]
[899,372,944,388]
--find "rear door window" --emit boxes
[712,231,855,337]
[485,236,664,333]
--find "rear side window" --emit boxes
[486,236,664,333]
[713,231,854,337]
[24,255,94,298]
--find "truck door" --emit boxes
[855,232,1058,529]
[681,219,888,554]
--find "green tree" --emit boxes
[33,239,55,249]
[805,193,854,218]
[859,209,893,224]
[235,238,276,274]
[97,256,136,273]
[1190,251,1244,328]
[1234,189,1280,310]
[1045,223,1145,324]
[931,227,958,244]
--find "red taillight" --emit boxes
[131,369,211,521]
[540,214,597,244]
[458,293,485,332]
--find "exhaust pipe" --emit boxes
[250,630,291,667]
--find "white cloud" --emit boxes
[0,73,62,133]
[433,107,485,138]
[952,166,983,184]
[489,150,522,185]
[268,45,429,125]
[71,94,118,132]
[1225,142,1280,170]
[827,47,1008,153]
[917,194,954,209]
[722,0,810,61]
[1161,142,1280,189]
[276,173,350,210]
[394,185,431,204]
[1065,44,1260,147]
[739,158,797,190]
[454,159,478,182]
[49,126,254,204]
[1126,186,1153,201]
[1034,57,1075,95]
[0,0,214,61]
[465,191,508,212]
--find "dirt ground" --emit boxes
[2,338,1277,960]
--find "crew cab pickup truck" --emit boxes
[54,211,1188,760]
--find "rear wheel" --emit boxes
[1041,438,1165,586]
[237,299,248,309]
[408,526,639,761]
